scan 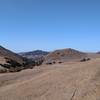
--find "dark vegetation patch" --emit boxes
[0,57,44,73]
[80,58,91,62]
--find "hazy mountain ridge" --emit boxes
[97,52,100,54]
[19,50,49,60]
[0,45,100,73]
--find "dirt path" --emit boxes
[0,59,100,100]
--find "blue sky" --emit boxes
[0,0,100,52]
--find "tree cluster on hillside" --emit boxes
[0,56,44,73]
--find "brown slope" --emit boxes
[0,59,100,100]
[0,46,26,72]
[87,53,100,59]
[44,48,87,63]
[0,46,24,64]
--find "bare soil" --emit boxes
[0,58,100,100]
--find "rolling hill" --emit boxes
[0,46,25,72]
[44,48,87,63]
[0,46,24,64]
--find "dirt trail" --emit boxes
[0,59,100,100]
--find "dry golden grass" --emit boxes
[0,58,100,100]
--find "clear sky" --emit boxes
[0,0,100,52]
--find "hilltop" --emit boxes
[44,48,87,64]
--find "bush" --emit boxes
[80,58,91,62]
[1,58,23,72]
[5,58,22,67]
[9,67,22,72]
[58,61,62,64]
[46,62,53,65]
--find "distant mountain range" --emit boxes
[19,50,49,60]
[1,45,100,73]
[97,52,100,54]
